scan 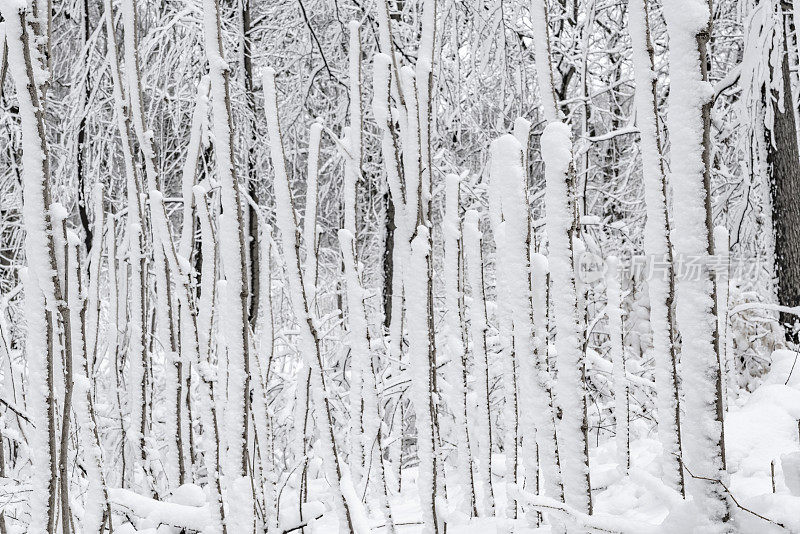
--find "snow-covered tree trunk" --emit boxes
[103,0,150,492]
[263,68,358,534]
[417,0,436,224]
[487,138,520,521]
[463,211,495,517]
[55,210,76,534]
[407,225,439,534]
[763,8,800,342]
[606,257,630,474]
[303,121,322,298]
[487,220,519,521]
[491,135,567,528]
[298,120,321,525]
[252,222,279,532]
[663,0,731,526]
[202,0,253,526]
[375,0,406,342]
[372,51,416,368]
[194,185,228,534]
[66,230,112,534]
[529,0,559,123]
[714,226,733,409]
[340,231,369,491]
[529,251,565,531]
[627,0,685,495]
[345,21,367,485]
[417,4,446,518]
[85,184,104,379]
[542,122,593,515]
[373,52,410,493]
[339,228,395,531]
[2,4,64,529]
[443,174,477,516]
[106,215,130,488]
[20,266,56,534]
[238,0,260,333]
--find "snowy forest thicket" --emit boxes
[2,0,800,531]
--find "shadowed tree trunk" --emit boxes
[242,0,260,329]
[383,193,395,329]
[76,0,93,255]
[768,35,800,342]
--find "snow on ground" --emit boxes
[109,351,800,533]
[728,349,800,532]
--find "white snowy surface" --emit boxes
[109,348,800,533]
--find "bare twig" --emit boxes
[0,397,30,426]
[282,513,323,534]
[295,0,343,87]
[682,462,787,530]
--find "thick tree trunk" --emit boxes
[768,37,800,342]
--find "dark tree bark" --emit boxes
[383,192,395,330]
[768,37,800,343]
[77,0,93,255]
[242,0,260,330]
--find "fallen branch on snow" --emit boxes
[681,462,788,530]
[509,484,659,534]
[108,488,209,532]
